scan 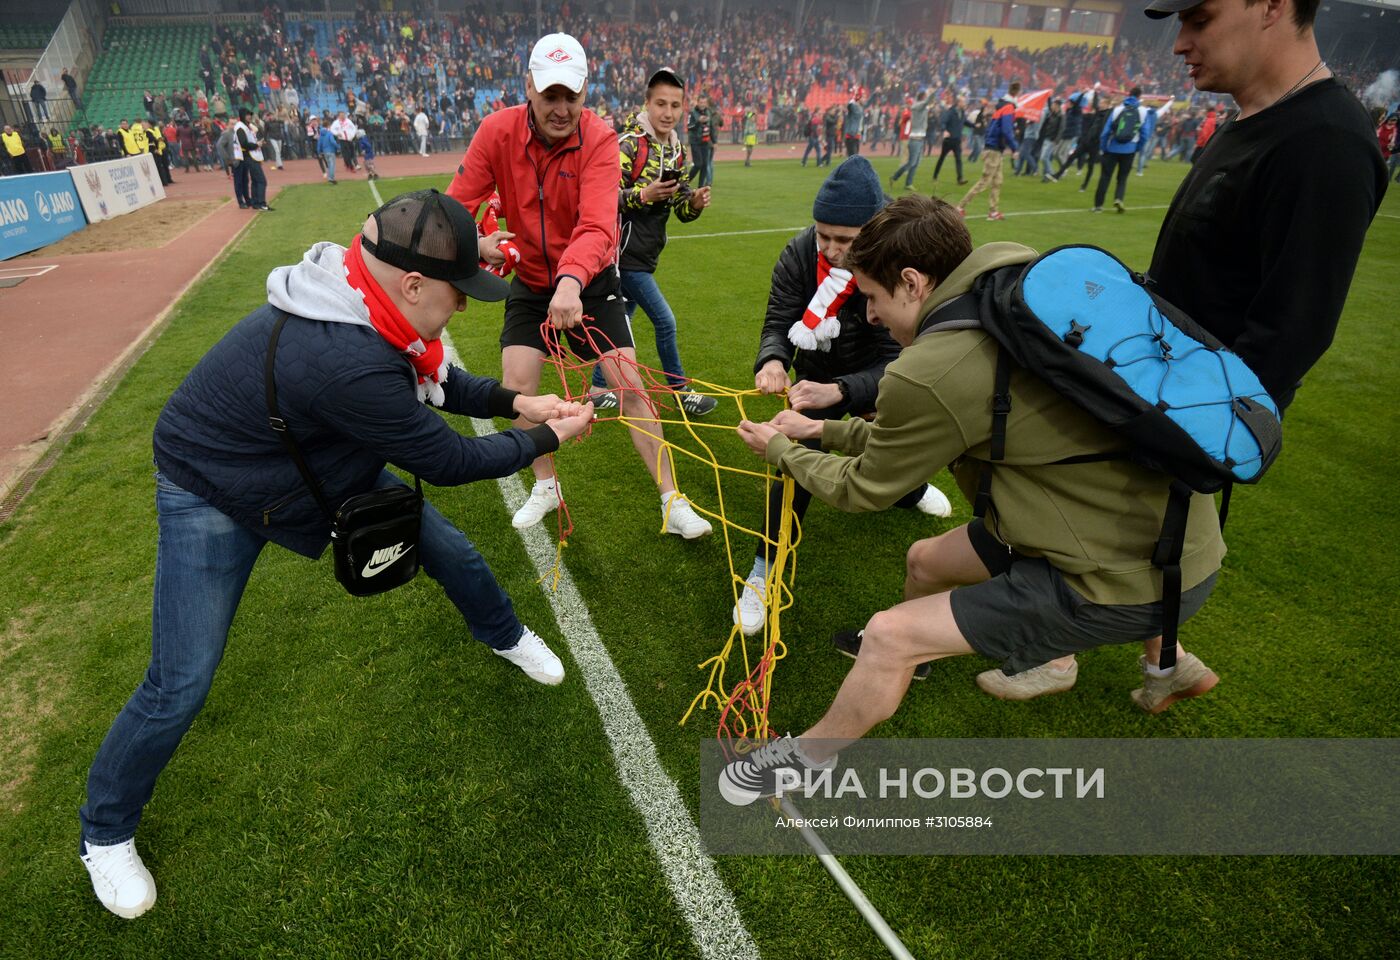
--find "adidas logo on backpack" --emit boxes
[1084,280,1105,300]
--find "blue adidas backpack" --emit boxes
[924,245,1282,667]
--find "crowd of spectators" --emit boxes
[3,0,1396,179]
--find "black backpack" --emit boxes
[923,246,1282,668]
[1111,105,1143,144]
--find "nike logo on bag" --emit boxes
[362,542,409,577]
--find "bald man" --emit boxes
[77,190,594,921]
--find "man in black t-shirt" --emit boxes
[976,0,1386,712]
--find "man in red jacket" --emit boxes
[448,33,712,538]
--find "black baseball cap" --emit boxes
[361,189,508,302]
[1144,0,1204,18]
[647,67,685,91]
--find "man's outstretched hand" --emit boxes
[547,401,596,444]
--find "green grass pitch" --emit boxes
[0,154,1396,958]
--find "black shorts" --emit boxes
[951,518,1218,676]
[500,271,633,361]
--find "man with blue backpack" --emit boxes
[722,194,1237,796]
[1094,86,1154,213]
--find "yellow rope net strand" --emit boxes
[536,323,803,744]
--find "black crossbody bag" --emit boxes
[264,311,423,596]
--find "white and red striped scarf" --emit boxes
[479,192,522,278]
[788,246,857,352]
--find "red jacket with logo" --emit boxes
[448,105,619,293]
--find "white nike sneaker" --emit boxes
[732,574,767,636]
[663,493,712,539]
[513,479,559,529]
[914,484,953,518]
[80,838,157,919]
[492,627,565,685]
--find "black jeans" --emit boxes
[242,160,267,206]
[1094,152,1134,207]
[1054,142,1093,179]
[932,138,963,181]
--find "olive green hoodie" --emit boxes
[764,242,1225,605]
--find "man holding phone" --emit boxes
[589,68,716,416]
[448,36,712,537]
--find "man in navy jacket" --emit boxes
[77,191,595,920]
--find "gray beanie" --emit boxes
[812,155,887,226]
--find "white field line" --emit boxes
[437,341,759,956]
[0,263,58,277]
[378,173,749,951]
[374,176,755,956]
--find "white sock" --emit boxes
[1144,661,1175,678]
[790,736,836,770]
[534,478,557,493]
[748,556,770,581]
[661,490,681,507]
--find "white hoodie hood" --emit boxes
[266,241,372,327]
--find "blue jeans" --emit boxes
[322,151,337,180]
[891,138,924,186]
[801,135,820,165]
[79,471,522,844]
[698,141,715,186]
[591,270,685,391]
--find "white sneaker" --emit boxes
[732,574,767,636]
[914,484,953,517]
[492,627,565,685]
[663,493,712,539]
[513,479,559,529]
[80,838,157,919]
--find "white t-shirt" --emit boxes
[413,111,429,136]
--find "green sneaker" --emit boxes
[1130,652,1218,714]
[975,660,1078,701]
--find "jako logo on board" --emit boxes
[0,198,30,225]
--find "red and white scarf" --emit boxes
[343,234,450,406]
[479,193,522,278]
[789,246,857,352]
